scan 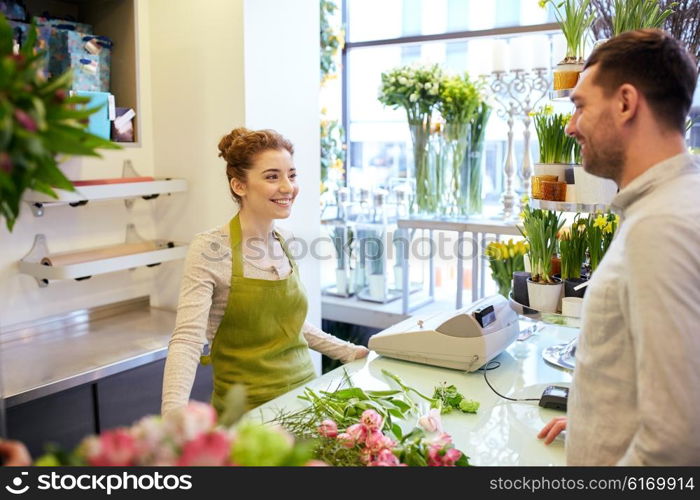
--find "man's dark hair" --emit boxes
[585,29,698,133]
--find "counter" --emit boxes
[249,321,577,466]
[0,297,173,407]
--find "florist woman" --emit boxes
[162,128,368,416]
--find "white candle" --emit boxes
[469,39,493,76]
[509,38,533,71]
[531,35,551,69]
[492,39,510,73]
[552,34,568,64]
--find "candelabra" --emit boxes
[487,68,551,218]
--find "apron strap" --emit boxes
[273,230,298,272]
[229,213,298,277]
[229,214,244,278]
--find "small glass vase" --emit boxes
[408,120,435,216]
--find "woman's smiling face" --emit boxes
[230,148,299,219]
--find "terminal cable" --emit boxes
[478,360,540,402]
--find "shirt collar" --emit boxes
[610,152,698,215]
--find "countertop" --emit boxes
[0,298,174,407]
[248,321,577,466]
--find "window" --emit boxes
[344,2,562,213]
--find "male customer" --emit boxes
[538,29,700,465]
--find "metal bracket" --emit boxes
[21,234,51,287]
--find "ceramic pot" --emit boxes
[564,277,588,298]
[512,271,530,306]
[573,166,618,205]
[553,62,584,90]
[527,278,563,313]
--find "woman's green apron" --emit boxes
[201,214,316,413]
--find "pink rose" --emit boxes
[430,432,453,448]
[164,402,217,445]
[84,429,137,466]
[336,432,355,448]
[346,423,368,443]
[360,409,383,431]
[441,448,462,466]
[418,408,443,433]
[427,444,462,466]
[365,429,387,453]
[177,430,231,466]
[370,449,403,467]
[318,419,338,438]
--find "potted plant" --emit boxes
[585,211,619,275]
[0,15,119,232]
[558,216,589,297]
[541,0,596,90]
[532,105,579,200]
[485,239,528,299]
[378,64,443,215]
[519,202,565,312]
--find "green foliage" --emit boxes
[0,14,120,231]
[320,0,344,83]
[519,204,565,283]
[585,211,619,274]
[558,216,588,280]
[436,73,481,126]
[320,115,345,191]
[378,64,443,124]
[532,106,579,164]
[611,0,677,35]
[432,383,481,414]
[541,0,596,61]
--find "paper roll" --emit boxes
[41,242,161,267]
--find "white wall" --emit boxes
[243,0,322,371]
[147,0,246,309]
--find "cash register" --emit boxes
[368,295,520,372]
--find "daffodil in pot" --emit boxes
[379,64,443,215]
[519,202,565,313]
[0,15,120,232]
[559,216,589,297]
[585,211,619,275]
[541,0,596,91]
[434,72,481,216]
[532,105,579,201]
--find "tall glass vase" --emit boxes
[408,120,435,215]
[462,104,491,216]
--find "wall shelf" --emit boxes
[530,199,610,213]
[24,160,188,216]
[19,225,187,287]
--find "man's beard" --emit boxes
[581,110,624,183]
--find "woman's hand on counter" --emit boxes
[0,439,32,466]
[351,345,370,361]
[538,416,567,445]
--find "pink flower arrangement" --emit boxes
[37,401,318,467]
[315,409,469,467]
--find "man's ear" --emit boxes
[230,178,246,198]
[617,83,640,125]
